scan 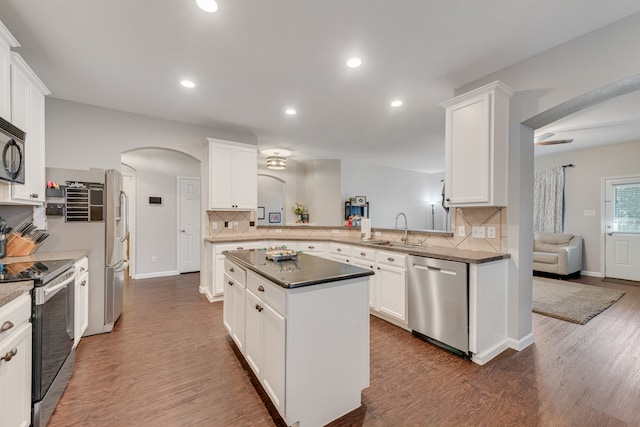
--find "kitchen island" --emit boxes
[223,249,374,427]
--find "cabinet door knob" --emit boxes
[360,252,366,256]
[258,285,265,292]
[228,280,234,286]
[446,198,450,202]
[81,280,87,287]
[229,267,235,272]
[387,257,395,262]
[337,248,342,252]
[1,321,14,332]
[308,246,315,249]
[236,247,244,250]
[31,193,39,199]
[1,348,17,362]
[255,304,263,312]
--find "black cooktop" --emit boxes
[0,259,74,284]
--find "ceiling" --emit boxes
[3,1,640,172]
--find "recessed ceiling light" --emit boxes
[390,100,403,107]
[180,80,196,88]
[196,0,218,13]
[285,108,297,116]
[346,58,362,68]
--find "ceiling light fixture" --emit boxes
[285,108,297,115]
[390,100,403,107]
[346,58,362,68]
[196,0,218,13]
[266,156,287,170]
[180,80,195,88]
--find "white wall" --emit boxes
[535,140,640,276]
[257,175,284,226]
[257,158,306,225]
[341,160,445,230]
[304,160,341,226]
[122,148,200,277]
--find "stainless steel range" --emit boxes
[0,258,77,427]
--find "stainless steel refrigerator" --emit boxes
[41,167,129,336]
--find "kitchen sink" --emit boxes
[364,240,426,250]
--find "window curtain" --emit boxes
[533,166,564,233]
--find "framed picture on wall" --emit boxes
[257,206,265,220]
[269,212,281,223]
[355,196,366,206]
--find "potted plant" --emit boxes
[292,202,307,223]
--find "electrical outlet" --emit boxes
[472,226,485,238]
[212,222,218,229]
[151,256,157,263]
[458,226,466,237]
[275,229,282,233]
[374,231,381,237]
[233,221,238,228]
[487,226,496,239]
[224,221,229,228]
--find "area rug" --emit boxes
[532,277,625,325]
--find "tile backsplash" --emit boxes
[207,207,507,253]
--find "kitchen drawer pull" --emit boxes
[308,245,315,249]
[81,280,87,287]
[387,257,395,262]
[360,252,366,256]
[236,247,244,250]
[228,280,234,286]
[337,248,342,252]
[80,267,87,272]
[258,285,265,292]
[0,321,14,333]
[229,267,235,273]
[1,348,17,362]
[255,304,263,312]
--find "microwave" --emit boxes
[0,116,26,184]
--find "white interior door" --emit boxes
[605,177,640,281]
[179,177,201,273]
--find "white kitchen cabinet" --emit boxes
[208,139,257,210]
[0,293,32,427]
[244,272,286,414]
[351,248,377,308]
[0,53,50,205]
[222,259,246,352]
[441,81,513,207]
[74,257,89,347]
[375,250,407,324]
[297,241,326,258]
[212,241,264,298]
[0,21,19,119]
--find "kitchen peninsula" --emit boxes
[223,249,373,427]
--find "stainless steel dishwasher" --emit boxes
[408,255,469,356]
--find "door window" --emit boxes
[613,183,640,233]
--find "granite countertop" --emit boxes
[0,280,33,309]
[224,249,374,289]
[1,250,89,264]
[207,236,509,264]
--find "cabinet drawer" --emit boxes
[298,242,325,253]
[329,242,352,256]
[224,272,245,290]
[0,293,30,342]
[75,256,89,274]
[224,259,246,284]
[247,271,286,315]
[352,247,375,260]
[376,251,406,268]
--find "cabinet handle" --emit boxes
[0,321,14,333]
[446,198,450,202]
[81,280,87,287]
[228,280,234,286]
[258,285,265,292]
[229,267,235,272]
[255,304,263,312]
[308,246,315,249]
[387,257,395,262]
[377,267,380,270]
[369,265,374,269]
[31,193,39,199]
[80,267,86,272]
[337,248,342,252]
[237,247,244,250]
[1,348,17,362]
[360,252,366,256]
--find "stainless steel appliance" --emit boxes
[40,168,129,335]
[0,115,26,184]
[0,258,77,427]
[408,255,469,356]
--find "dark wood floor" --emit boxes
[48,274,640,426]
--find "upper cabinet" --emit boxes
[441,81,513,207]
[208,138,257,210]
[0,21,19,119]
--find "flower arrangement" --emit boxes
[291,202,307,215]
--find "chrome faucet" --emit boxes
[395,212,408,243]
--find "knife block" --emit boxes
[5,233,40,257]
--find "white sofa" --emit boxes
[533,232,583,277]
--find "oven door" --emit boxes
[32,269,76,401]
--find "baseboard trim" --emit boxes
[471,341,509,365]
[581,270,603,278]
[134,270,179,279]
[507,332,535,351]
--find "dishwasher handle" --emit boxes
[412,264,458,275]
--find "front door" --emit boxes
[179,177,201,273]
[605,176,640,281]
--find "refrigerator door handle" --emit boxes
[115,259,129,273]
[120,190,130,243]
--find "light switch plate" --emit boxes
[458,226,466,237]
[584,210,596,216]
[212,222,218,229]
[472,226,486,238]
[487,226,496,239]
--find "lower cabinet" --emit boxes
[0,293,32,427]
[74,257,89,347]
[222,260,246,352]
[375,251,407,324]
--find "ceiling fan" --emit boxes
[533,132,574,146]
